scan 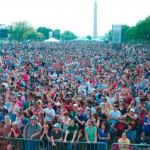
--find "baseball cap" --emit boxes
[78,107,83,112]
[30,115,38,121]
[73,104,78,107]
[53,123,60,128]
[37,99,42,104]
[130,108,135,112]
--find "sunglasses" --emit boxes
[88,124,93,125]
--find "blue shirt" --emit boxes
[76,114,87,129]
[98,128,109,144]
[143,116,150,131]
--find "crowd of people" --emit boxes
[0,41,150,150]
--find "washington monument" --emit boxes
[93,0,97,39]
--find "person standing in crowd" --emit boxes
[69,104,78,119]
[41,102,56,125]
[60,111,71,135]
[23,95,34,111]
[98,121,110,145]
[136,132,150,150]
[145,91,150,112]
[124,108,138,142]
[75,107,87,130]
[23,115,42,150]
[85,120,97,150]
[0,101,8,121]
[118,132,130,150]
[8,100,19,122]
[40,125,51,150]
[111,117,131,142]
[64,119,79,150]
[19,112,29,136]
[0,120,7,150]
[8,122,21,150]
[51,123,63,149]
[110,104,121,125]
[8,122,20,138]
[142,111,150,138]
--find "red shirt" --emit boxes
[23,74,29,82]
[11,127,20,138]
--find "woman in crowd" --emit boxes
[8,122,20,138]
[60,111,71,135]
[142,111,150,137]
[98,121,110,144]
[15,111,22,127]
[138,108,147,135]
[76,129,86,150]
[0,120,7,150]
[8,100,19,122]
[86,113,100,128]
[5,115,12,136]
[8,122,20,150]
[84,108,92,120]
[118,132,130,150]
[19,112,29,136]
[118,102,127,115]
[85,120,97,150]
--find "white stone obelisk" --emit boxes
[93,0,97,39]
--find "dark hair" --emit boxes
[27,110,33,118]
[88,120,94,125]
[70,119,76,125]
[78,129,85,140]
[101,121,109,132]
[64,112,69,116]
[93,113,98,122]
[91,95,96,100]
[21,112,28,118]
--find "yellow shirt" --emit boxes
[118,138,130,150]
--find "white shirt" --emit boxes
[61,117,71,132]
[43,108,56,121]
[107,96,116,105]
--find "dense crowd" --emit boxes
[0,41,150,150]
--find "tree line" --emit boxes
[108,16,150,43]
[0,15,149,42]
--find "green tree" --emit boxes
[134,16,150,41]
[108,30,112,41]
[36,27,53,39]
[121,25,130,43]
[36,32,45,40]
[86,35,92,40]
[61,30,77,40]
[53,29,61,40]
[8,21,33,42]
[23,30,44,41]
[0,28,8,38]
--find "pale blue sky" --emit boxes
[0,0,150,36]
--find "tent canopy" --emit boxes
[43,38,60,42]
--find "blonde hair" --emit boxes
[5,116,12,126]
[43,125,49,129]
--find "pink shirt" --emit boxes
[17,100,22,108]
